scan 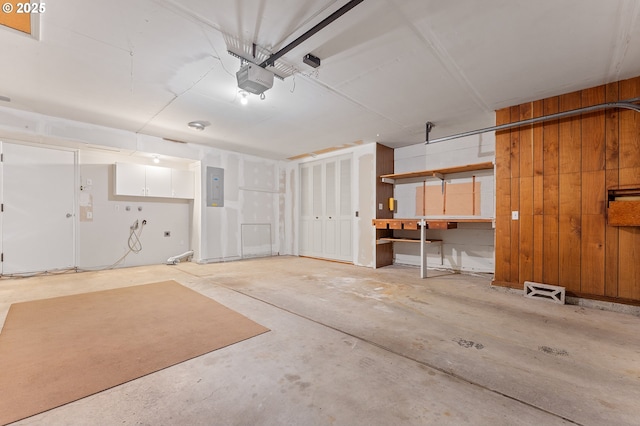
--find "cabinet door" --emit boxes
[145,165,172,197]
[115,162,146,196]
[172,169,195,198]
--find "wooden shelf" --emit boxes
[380,162,494,184]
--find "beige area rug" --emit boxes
[0,280,269,425]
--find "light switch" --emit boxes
[512,211,519,220]
[379,203,383,210]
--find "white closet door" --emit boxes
[337,156,352,260]
[298,155,353,262]
[299,165,312,255]
[323,160,337,257]
[311,163,323,256]
[1,143,76,274]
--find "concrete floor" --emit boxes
[1,256,639,425]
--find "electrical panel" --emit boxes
[206,167,224,207]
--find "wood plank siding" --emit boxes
[493,76,640,304]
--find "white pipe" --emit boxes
[426,100,640,145]
[166,250,194,265]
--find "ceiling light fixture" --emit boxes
[187,121,209,131]
[239,90,249,105]
[153,155,160,164]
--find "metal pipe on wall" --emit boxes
[425,100,640,145]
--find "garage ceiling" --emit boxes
[1,0,639,160]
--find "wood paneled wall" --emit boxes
[494,76,640,304]
[375,144,394,267]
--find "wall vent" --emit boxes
[524,281,565,305]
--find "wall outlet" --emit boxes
[86,211,92,219]
[512,211,519,220]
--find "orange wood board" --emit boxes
[608,201,640,226]
[380,162,493,181]
[415,182,481,216]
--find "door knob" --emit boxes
[66,213,72,218]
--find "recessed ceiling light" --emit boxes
[187,121,209,131]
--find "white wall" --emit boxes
[392,133,496,273]
[0,106,285,270]
[196,149,283,263]
[77,151,194,268]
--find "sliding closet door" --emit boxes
[299,154,352,262]
[1,143,76,274]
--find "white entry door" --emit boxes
[1,143,76,274]
[299,154,352,262]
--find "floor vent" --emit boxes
[524,281,565,305]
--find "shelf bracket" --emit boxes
[381,177,396,184]
[432,172,444,181]
[425,121,434,144]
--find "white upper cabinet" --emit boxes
[115,162,146,196]
[171,169,195,199]
[115,163,194,199]
[145,165,173,198]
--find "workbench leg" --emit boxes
[420,219,427,279]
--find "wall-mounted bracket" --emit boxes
[425,121,434,144]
